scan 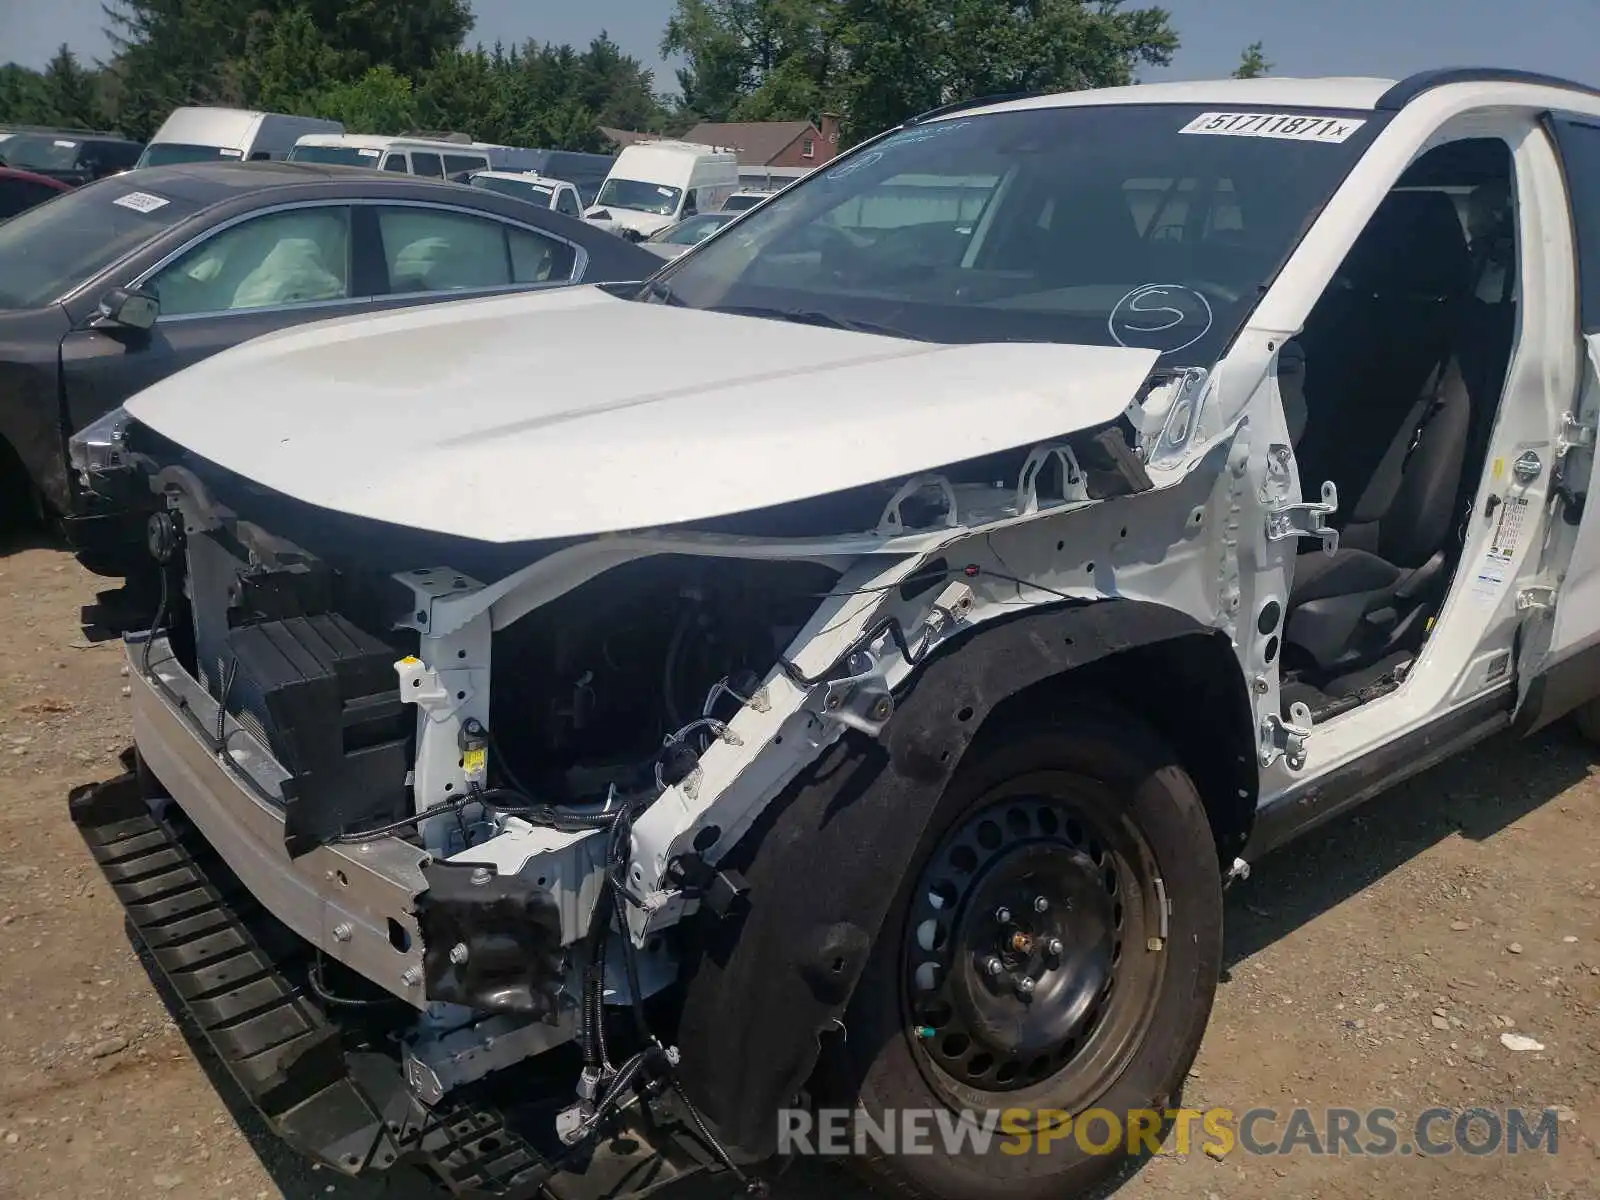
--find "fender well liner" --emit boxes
[672,597,1238,1155]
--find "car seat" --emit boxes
[1282,190,1478,675]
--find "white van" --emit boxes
[585,141,740,238]
[135,108,343,168]
[286,134,493,178]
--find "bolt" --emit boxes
[331,923,352,943]
[995,906,1012,924]
[449,942,470,965]
[1033,896,1049,914]
[870,696,892,720]
[470,866,493,887]
[401,966,424,988]
[1016,977,1036,998]
[1046,937,1064,957]
[983,956,1004,977]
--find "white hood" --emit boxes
[126,286,1160,543]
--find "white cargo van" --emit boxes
[585,141,740,238]
[135,108,343,167]
[286,134,493,177]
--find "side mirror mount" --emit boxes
[96,286,159,332]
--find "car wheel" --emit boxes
[831,705,1223,1200]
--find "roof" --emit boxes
[945,69,1600,122]
[958,77,1398,120]
[0,166,74,190]
[600,127,655,150]
[681,120,816,165]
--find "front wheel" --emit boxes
[830,707,1224,1200]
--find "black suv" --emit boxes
[0,129,144,185]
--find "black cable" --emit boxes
[306,951,402,1009]
[140,565,170,682]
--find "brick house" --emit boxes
[601,116,841,168]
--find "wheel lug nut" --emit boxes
[984,956,1004,977]
[1016,977,1036,998]
[995,906,1011,924]
[1033,896,1049,913]
[1046,937,1064,957]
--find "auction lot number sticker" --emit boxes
[1180,112,1367,143]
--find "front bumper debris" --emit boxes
[69,756,710,1199]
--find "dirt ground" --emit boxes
[0,540,1597,1200]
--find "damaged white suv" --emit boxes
[68,69,1600,1200]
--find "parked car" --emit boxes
[464,170,586,219]
[585,141,741,238]
[288,133,494,176]
[720,189,773,212]
[135,106,344,167]
[0,131,143,184]
[640,210,738,259]
[0,166,73,219]
[64,67,1600,1200]
[519,148,617,205]
[0,160,658,569]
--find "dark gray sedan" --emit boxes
[0,160,659,563]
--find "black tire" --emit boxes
[830,705,1223,1200]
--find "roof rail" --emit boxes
[904,91,1038,125]
[401,129,473,143]
[1376,68,1600,110]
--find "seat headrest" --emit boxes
[1341,190,1470,300]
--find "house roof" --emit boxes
[599,126,656,150]
[681,120,816,165]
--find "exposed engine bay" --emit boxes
[66,343,1270,1196]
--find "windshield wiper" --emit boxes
[640,278,685,306]
[708,305,926,341]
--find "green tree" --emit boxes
[242,8,343,112]
[38,45,105,128]
[1232,41,1271,79]
[665,0,1178,143]
[307,64,417,132]
[0,64,48,127]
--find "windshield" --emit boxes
[0,135,82,171]
[596,177,682,216]
[0,178,199,309]
[653,104,1385,365]
[288,145,382,167]
[654,213,732,245]
[722,193,765,212]
[138,143,243,167]
[472,176,553,205]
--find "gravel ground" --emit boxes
[0,541,1597,1200]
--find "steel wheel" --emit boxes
[900,771,1166,1115]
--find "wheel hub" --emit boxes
[903,795,1131,1093]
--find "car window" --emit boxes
[412,152,444,178]
[0,179,202,309]
[0,178,63,220]
[382,154,408,172]
[1551,116,1600,333]
[0,135,80,172]
[659,105,1388,366]
[375,206,576,293]
[444,154,489,175]
[146,206,352,317]
[556,188,582,217]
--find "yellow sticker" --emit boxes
[462,747,487,774]
[400,655,420,665]
[1491,457,1505,482]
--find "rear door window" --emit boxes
[1551,115,1600,332]
[444,154,490,175]
[374,206,576,293]
[411,153,444,178]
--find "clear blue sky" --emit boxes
[3,0,1596,91]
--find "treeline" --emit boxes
[0,0,1230,152]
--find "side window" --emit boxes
[382,154,408,173]
[1551,116,1600,332]
[376,207,576,293]
[411,152,444,178]
[0,179,59,219]
[146,207,352,317]
[556,188,582,218]
[444,154,489,176]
